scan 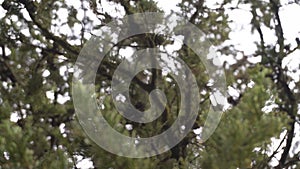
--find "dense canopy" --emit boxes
[0,0,300,168]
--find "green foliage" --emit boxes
[0,0,299,168]
[201,65,289,168]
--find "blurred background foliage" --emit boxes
[0,0,300,168]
